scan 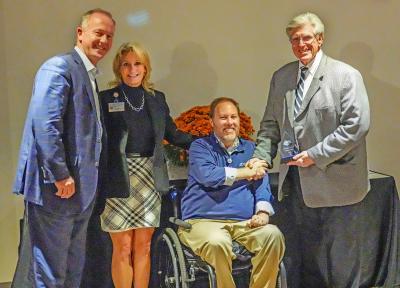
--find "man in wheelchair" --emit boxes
[178,97,285,288]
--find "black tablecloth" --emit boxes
[12,173,400,288]
[268,173,400,287]
[353,174,400,286]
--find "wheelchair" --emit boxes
[151,184,287,288]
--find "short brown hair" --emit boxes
[80,8,115,28]
[209,97,240,118]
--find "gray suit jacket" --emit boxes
[254,53,370,208]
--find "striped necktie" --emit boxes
[294,66,308,118]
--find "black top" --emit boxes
[99,86,193,200]
[120,84,155,154]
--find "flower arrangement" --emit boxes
[165,105,255,166]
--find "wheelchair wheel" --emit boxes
[164,228,189,286]
[155,228,189,288]
[277,261,287,288]
[163,232,180,288]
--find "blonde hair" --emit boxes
[286,12,324,38]
[109,42,154,94]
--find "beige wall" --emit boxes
[1,0,21,283]
[1,0,399,282]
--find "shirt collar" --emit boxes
[212,133,241,154]
[74,46,99,78]
[299,49,323,77]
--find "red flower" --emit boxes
[165,105,255,166]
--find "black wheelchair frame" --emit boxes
[150,184,287,288]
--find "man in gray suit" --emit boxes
[250,12,370,287]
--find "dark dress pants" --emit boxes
[11,209,33,288]
[80,209,114,288]
[20,200,94,288]
[273,166,363,288]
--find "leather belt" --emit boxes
[126,152,153,158]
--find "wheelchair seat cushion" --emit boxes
[232,241,253,262]
[182,240,253,271]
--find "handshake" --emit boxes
[241,158,270,181]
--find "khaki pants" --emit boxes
[178,219,285,288]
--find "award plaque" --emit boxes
[280,131,299,163]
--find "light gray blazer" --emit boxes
[254,53,370,208]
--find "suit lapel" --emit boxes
[145,92,164,143]
[71,50,97,112]
[297,54,327,117]
[284,64,299,126]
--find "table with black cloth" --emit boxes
[268,171,400,288]
[11,172,400,288]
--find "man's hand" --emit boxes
[246,158,269,180]
[55,176,76,199]
[287,151,315,167]
[236,159,268,181]
[246,158,262,169]
[248,211,269,228]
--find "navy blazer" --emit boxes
[100,86,192,200]
[13,50,102,215]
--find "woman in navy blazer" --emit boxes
[99,42,192,288]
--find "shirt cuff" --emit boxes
[224,167,237,186]
[256,201,275,216]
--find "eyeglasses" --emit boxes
[290,35,316,45]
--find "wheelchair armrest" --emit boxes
[167,186,181,218]
[169,217,192,230]
[168,185,177,197]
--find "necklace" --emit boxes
[120,87,145,112]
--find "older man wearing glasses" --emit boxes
[249,12,370,288]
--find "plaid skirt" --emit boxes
[100,157,161,232]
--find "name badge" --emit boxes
[108,102,125,112]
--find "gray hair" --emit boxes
[286,12,324,38]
